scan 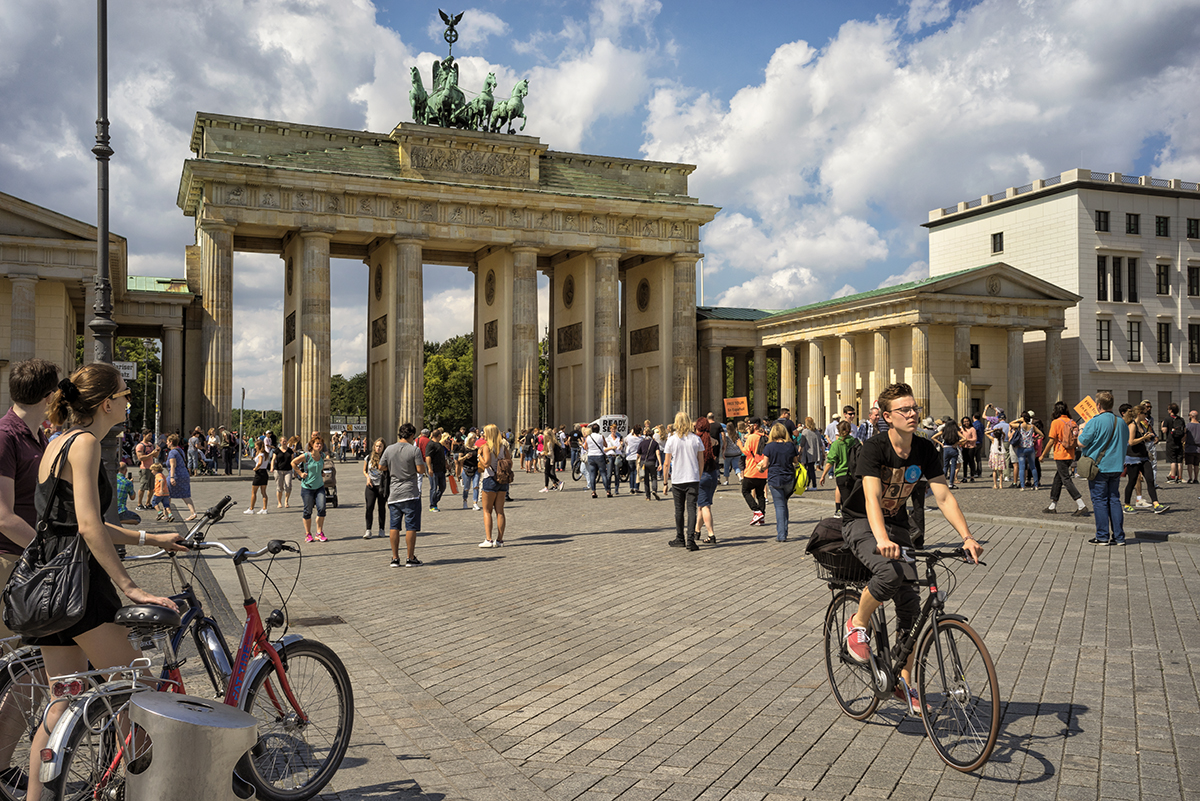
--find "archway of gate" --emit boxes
[179,112,718,442]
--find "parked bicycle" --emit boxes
[817,545,1000,772]
[22,495,352,801]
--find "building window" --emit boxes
[1156,216,1170,237]
[1128,258,1138,303]
[1112,257,1123,302]
[1096,210,1110,232]
[1189,266,1199,297]
[1188,218,1199,239]
[1097,256,1108,301]
[969,344,980,369]
[1127,213,1140,235]
[1098,320,1111,361]
[1190,324,1200,364]
[1158,322,1171,363]
[1127,321,1141,362]
[1157,263,1171,295]
[991,232,1003,253]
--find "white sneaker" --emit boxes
[256,508,267,514]
[478,540,494,548]
[538,487,549,493]
[243,508,255,514]
[363,530,373,539]
[472,503,481,511]
[1135,500,1153,509]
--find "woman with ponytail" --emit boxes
[24,364,185,799]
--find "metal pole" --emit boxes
[142,339,150,431]
[90,0,120,524]
[154,374,162,443]
[239,388,245,476]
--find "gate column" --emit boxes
[512,246,539,432]
[396,238,425,429]
[199,220,234,431]
[594,249,620,416]
[671,253,699,419]
[298,231,332,440]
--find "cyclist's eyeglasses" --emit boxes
[886,405,922,417]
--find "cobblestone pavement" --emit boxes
[152,469,1200,801]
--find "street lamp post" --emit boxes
[89,0,120,523]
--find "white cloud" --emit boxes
[905,0,952,33]
[644,0,1200,307]
[878,260,929,289]
[831,284,858,299]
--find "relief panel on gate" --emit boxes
[371,315,388,347]
[483,320,498,350]
[630,325,659,355]
[557,322,582,354]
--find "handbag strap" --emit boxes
[35,432,87,538]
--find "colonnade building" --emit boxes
[924,168,1200,417]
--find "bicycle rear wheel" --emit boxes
[572,462,582,482]
[915,618,1000,772]
[40,687,145,801]
[0,647,46,801]
[237,639,353,801]
[823,590,879,720]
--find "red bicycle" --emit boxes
[37,495,353,801]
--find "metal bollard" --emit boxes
[126,693,257,801]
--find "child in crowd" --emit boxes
[151,463,174,522]
[985,424,1006,489]
[116,463,139,526]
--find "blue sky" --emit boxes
[2,0,1198,408]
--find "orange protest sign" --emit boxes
[723,397,749,417]
[1074,395,1098,421]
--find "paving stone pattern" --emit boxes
[160,471,1200,801]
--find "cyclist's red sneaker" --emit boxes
[893,684,929,716]
[844,617,870,663]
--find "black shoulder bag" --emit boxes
[3,433,92,638]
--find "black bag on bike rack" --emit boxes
[806,516,869,581]
[3,433,92,638]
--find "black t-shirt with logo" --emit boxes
[841,433,944,531]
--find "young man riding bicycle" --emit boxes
[841,383,983,714]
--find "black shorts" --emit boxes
[1167,445,1184,463]
[1185,453,1199,466]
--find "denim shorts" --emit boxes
[697,469,719,508]
[481,476,508,494]
[388,499,421,532]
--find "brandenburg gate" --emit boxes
[177,112,718,440]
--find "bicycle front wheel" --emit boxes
[238,639,354,801]
[915,618,1000,772]
[571,462,582,482]
[0,647,47,801]
[823,590,879,720]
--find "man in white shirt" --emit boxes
[605,425,625,494]
[624,427,644,495]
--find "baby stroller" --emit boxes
[323,460,338,507]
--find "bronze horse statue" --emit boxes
[409,66,428,125]
[455,72,497,130]
[489,79,529,134]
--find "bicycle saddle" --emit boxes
[113,605,182,630]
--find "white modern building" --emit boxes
[925,168,1200,417]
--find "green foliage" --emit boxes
[330,372,368,416]
[235,409,284,441]
[424,336,474,430]
[73,335,163,434]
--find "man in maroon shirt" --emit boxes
[0,358,60,631]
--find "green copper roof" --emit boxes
[127,276,189,293]
[696,306,774,321]
[539,160,666,200]
[762,265,991,319]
